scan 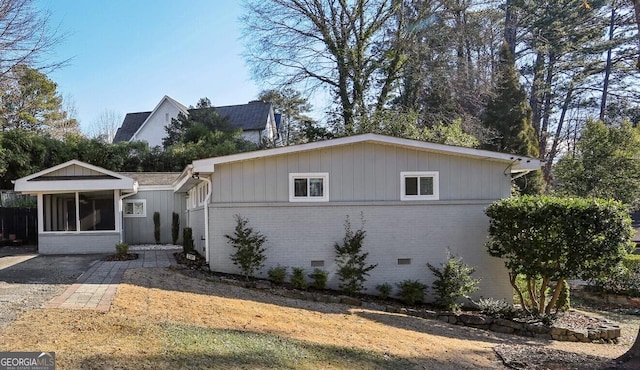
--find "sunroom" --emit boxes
[14,160,137,254]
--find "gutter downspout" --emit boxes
[201,175,212,264]
[119,182,139,243]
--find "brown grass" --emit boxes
[0,267,637,369]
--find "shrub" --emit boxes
[396,280,427,305]
[308,268,328,290]
[623,254,640,270]
[427,254,480,311]
[171,212,180,244]
[376,283,392,300]
[268,266,288,284]
[592,261,640,297]
[153,211,161,244]
[183,227,194,254]
[334,214,377,295]
[486,195,634,314]
[290,267,307,290]
[476,297,517,319]
[225,215,268,280]
[115,242,129,256]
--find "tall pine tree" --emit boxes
[482,43,543,195]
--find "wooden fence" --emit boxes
[0,207,37,245]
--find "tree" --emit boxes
[225,215,268,280]
[334,214,377,295]
[87,109,123,143]
[554,120,640,209]
[242,0,418,133]
[0,64,73,132]
[485,195,634,315]
[0,0,65,77]
[258,88,312,145]
[482,43,543,194]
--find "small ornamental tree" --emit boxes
[225,215,268,280]
[334,214,377,295]
[171,212,180,244]
[427,253,480,311]
[485,195,634,315]
[153,211,161,244]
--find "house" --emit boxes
[112,95,279,147]
[14,134,540,301]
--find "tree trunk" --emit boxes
[633,0,640,70]
[600,6,616,120]
[617,326,640,368]
[504,0,517,56]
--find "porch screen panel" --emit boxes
[79,191,115,231]
[43,193,76,231]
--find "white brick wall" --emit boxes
[38,232,120,254]
[208,202,512,302]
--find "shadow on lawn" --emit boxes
[123,267,354,315]
[77,324,483,370]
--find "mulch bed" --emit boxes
[494,344,616,370]
[173,251,207,270]
[102,253,139,261]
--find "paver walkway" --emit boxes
[47,249,179,311]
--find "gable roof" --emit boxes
[113,111,151,143]
[191,133,541,175]
[14,160,136,193]
[113,98,273,143]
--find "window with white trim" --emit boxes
[43,191,117,231]
[400,171,439,200]
[124,199,146,217]
[289,173,329,202]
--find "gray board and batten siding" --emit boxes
[204,141,514,302]
[123,190,185,245]
[210,141,511,203]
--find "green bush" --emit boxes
[486,195,634,314]
[476,297,517,319]
[183,227,194,254]
[115,242,129,256]
[171,212,180,245]
[308,268,328,290]
[268,266,288,284]
[375,283,392,300]
[290,267,307,290]
[427,254,480,311]
[592,261,640,297]
[225,215,268,280]
[623,254,640,270]
[153,211,161,244]
[334,214,377,295]
[396,280,426,305]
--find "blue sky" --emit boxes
[36,0,266,134]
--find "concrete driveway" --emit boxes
[0,247,105,327]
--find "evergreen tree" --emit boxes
[482,43,543,194]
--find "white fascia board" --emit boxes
[192,133,541,174]
[130,95,188,141]
[15,159,131,183]
[15,178,136,193]
[137,185,174,191]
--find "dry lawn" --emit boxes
[0,267,638,369]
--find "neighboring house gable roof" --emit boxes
[14,160,136,193]
[113,98,274,143]
[113,111,151,143]
[190,134,541,176]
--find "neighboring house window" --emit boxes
[289,173,329,202]
[400,171,439,201]
[124,199,146,217]
[43,191,116,232]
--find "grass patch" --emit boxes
[162,323,412,369]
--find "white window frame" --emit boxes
[400,171,439,201]
[289,173,329,202]
[123,199,147,218]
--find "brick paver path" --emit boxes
[47,249,178,311]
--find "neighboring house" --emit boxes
[14,134,540,301]
[112,95,278,147]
